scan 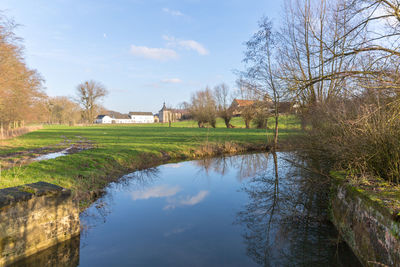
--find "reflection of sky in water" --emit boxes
[130,185,181,200]
[77,153,361,267]
[33,149,69,161]
[130,184,209,210]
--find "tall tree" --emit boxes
[242,17,281,148]
[75,80,108,123]
[278,0,353,106]
[0,12,45,129]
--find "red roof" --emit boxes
[233,99,255,107]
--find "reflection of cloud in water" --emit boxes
[131,185,180,200]
[164,163,183,168]
[164,225,192,237]
[164,190,209,210]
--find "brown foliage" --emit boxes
[0,13,45,128]
[48,96,82,124]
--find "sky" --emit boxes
[2,0,282,113]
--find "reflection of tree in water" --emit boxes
[236,152,361,266]
[117,167,160,190]
[80,167,160,238]
[194,153,270,181]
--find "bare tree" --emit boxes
[214,83,233,128]
[75,80,108,123]
[189,87,217,128]
[278,0,354,107]
[242,17,281,148]
[236,79,258,129]
[48,96,82,125]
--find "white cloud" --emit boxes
[162,8,184,17]
[163,35,209,56]
[131,185,180,200]
[130,45,179,61]
[103,33,107,38]
[162,78,182,84]
[164,190,209,210]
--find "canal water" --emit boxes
[12,152,362,266]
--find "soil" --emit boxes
[0,136,95,169]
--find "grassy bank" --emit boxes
[0,116,301,198]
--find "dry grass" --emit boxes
[302,98,400,183]
[0,125,43,140]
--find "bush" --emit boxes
[303,97,400,183]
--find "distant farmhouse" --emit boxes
[95,102,189,124]
[158,102,187,123]
[95,111,154,124]
[230,99,257,116]
[229,98,299,115]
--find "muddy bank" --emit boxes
[0,136,94,169]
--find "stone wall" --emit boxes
[8,235,80,267]
[330,181,400,266]
[0,182,80,266]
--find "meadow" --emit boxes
[0,116,301,197]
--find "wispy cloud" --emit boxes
[164,190,209,210]
[161,78,182,84]
[131,185,180,200]
[163,35,209,56]
[130,45,179,61]
[162,8,185,17]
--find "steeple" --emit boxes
[161,102,167,111]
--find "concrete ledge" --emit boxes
[0,182,80,266]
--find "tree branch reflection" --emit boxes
[236,152,361,266]
[194,153,270,181]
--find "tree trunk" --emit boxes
[274,115,279,149]
[245,119,250,129]
[224,117,231,128]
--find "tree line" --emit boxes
[186,83,285,132]
[0,13,108,132]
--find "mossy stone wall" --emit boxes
[0,182,80,266]
[330,182,400,266]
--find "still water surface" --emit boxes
[13,152,362,266]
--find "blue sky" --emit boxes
[2,0,282,113]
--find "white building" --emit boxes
[95,115,113,124]
[95,112,154,124]
[128,112,154,123]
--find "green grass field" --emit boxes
[0,116,301,194]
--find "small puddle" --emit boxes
[33,149,70,161]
